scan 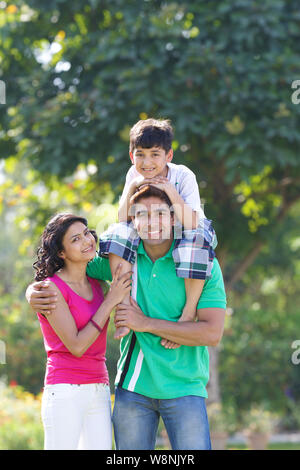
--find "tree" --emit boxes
[220,200,300,416]
[1,0,300,402]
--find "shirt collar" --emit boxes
[137,239,175,261]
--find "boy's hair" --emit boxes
[129,118,173,153]
[129,185,174,215]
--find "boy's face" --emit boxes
[130,146,173,179]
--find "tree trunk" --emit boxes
[206,189,300,405]
[225,240,264,292]
[208,241,265,405]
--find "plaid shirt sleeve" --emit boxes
[99,221,140,265]
[172,218,217,280]
[99,218,217,280]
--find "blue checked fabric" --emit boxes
[99,219,217,280]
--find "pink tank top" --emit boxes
[37,274,109,385]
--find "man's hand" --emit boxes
[115,297,180,349]
[26,281,57,315]
[114,297,149,332]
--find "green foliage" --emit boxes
[0,155,116,241]
[0,383,43,450]
[207,402,237,434]
[1,1,300,252]
[242,405,279,435]
[1,0,300,434]
[0,296,45,394]
[220,206,300,417]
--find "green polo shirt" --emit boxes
[86,242,226,399]
[86,254,112,282]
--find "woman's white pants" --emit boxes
[41,383,112,450]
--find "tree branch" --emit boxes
[225,240,264,292]
[225,192,300,292]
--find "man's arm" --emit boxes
[25,281,58,314]
[26,256,112,315]
[114,297,225,347]
[146,307,225,347]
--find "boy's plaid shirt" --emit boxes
[99,218,217,280]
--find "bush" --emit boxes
[0,383,43,450]
[241,404,279,435]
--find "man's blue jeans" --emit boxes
[112,387,211,450]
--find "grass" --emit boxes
[227,442,300,450]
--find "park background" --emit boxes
[0,0,300,450]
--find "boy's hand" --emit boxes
[160,338,181,349]
[140,176,175,195]
[130,176,173,192]
[26,281,58,315]
[160,308,197,349]
[129,175,147,194]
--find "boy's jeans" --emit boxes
[112,387,211,450]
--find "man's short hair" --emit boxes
[129,118,173,153]
[129,185,174,215]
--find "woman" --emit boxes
[33,213,131,450]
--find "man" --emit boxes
[27,185,226,450]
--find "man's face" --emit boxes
[131,196,174,245]
[130,146,173,179]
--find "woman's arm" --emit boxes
[45,283,113,357]
[44,267,131,357]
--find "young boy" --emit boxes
[100,118,217,342]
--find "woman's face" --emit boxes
[59,222,96,263]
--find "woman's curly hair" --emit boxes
[33,213,98,281]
